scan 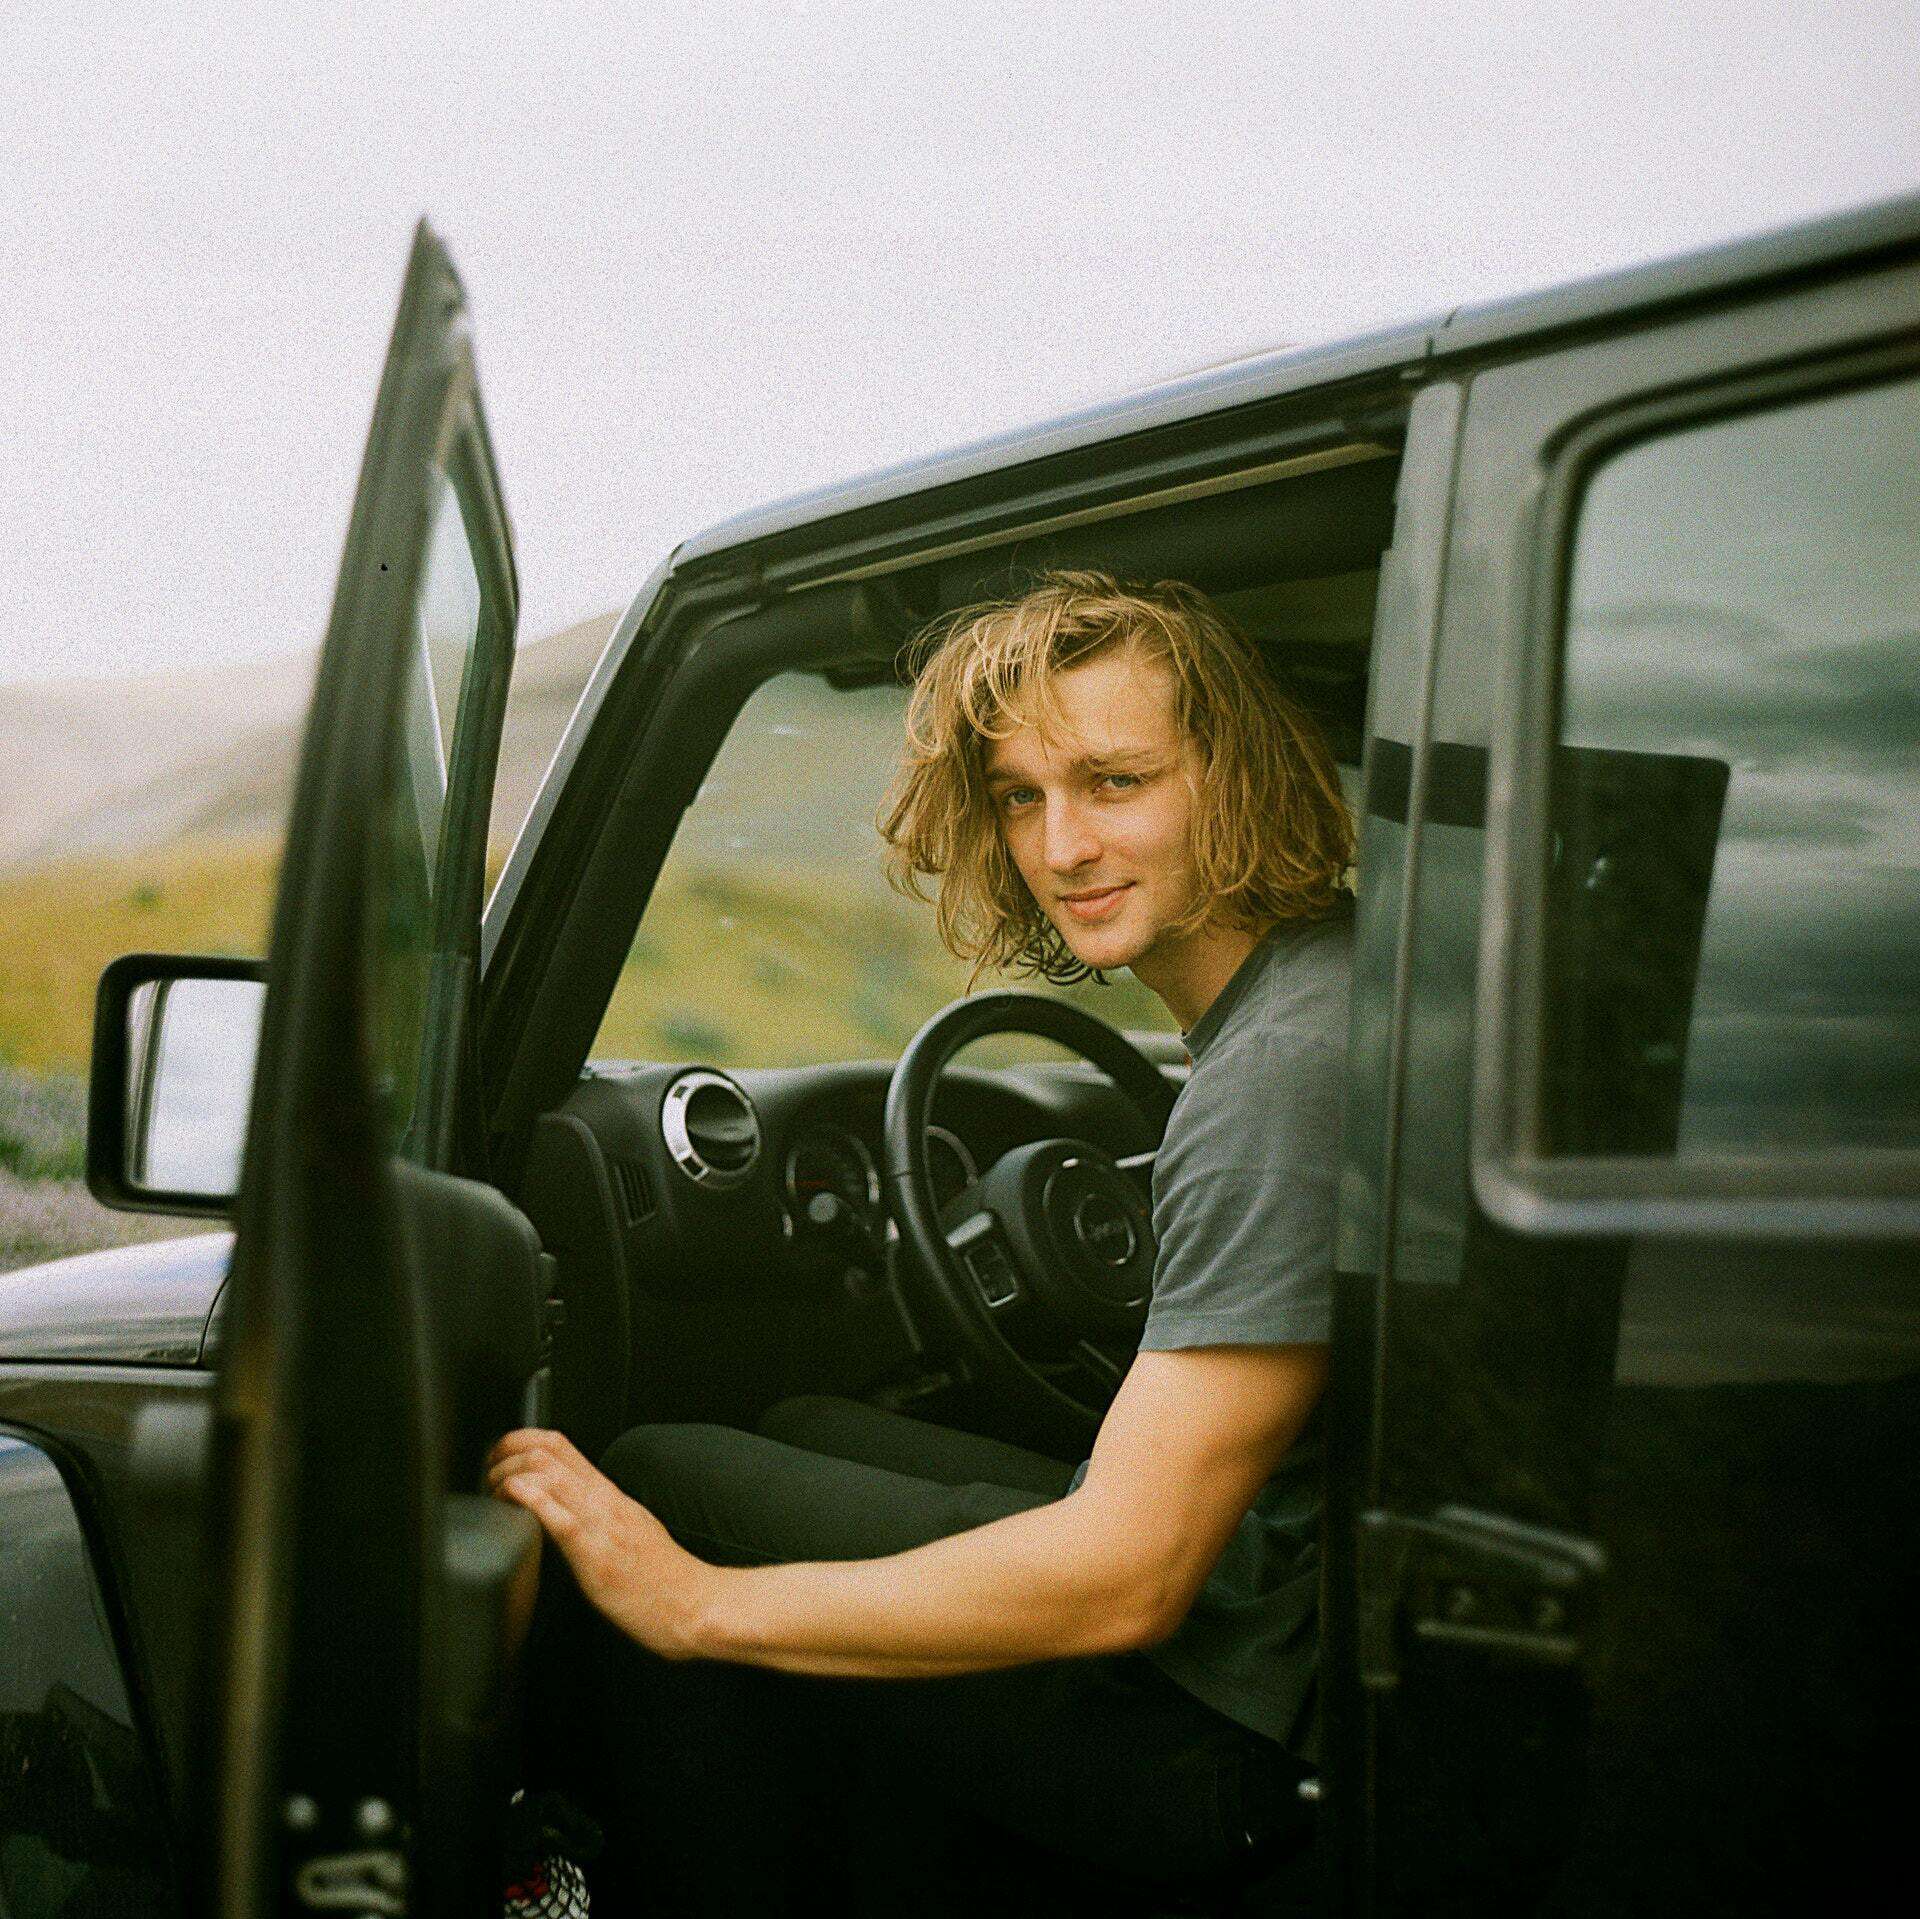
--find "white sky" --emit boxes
[2,0,1916,686]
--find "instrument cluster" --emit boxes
[780,1122,981,1241]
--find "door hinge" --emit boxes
[1356,1505,1606,1691]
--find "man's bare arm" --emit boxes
[488,1341,1327,1677]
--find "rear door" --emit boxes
[1340,204,1920,1913]
[202,223,528,1918]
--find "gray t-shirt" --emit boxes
[1113,906,1351,1752]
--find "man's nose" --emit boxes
[1041,795,1099,872]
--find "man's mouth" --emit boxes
[1058,883,1133,923]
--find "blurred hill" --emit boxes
[0,654,310,874]
[0,610,619,876]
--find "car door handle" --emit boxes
[1356,1504,1606,1690]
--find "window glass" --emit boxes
[1544,375,1920,1157]
[590,672,1177,1067]
[365,469,484,1151]
[404,479,483,874]
[0,1436,173,1911]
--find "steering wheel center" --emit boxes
[1071,1187,1136,1268]
[1039,1152,1152,1311]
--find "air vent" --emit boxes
[660,1071,761,1191]
[611,1158,653,1224]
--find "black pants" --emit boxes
[533,1397,1306,1916]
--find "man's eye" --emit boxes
[1099,772,1142,793]
[999,787,1037,810]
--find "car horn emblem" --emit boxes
[1071,1192,1138,1267]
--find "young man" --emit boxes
[491,571,1355,1911]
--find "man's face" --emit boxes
[982,645,1202,980]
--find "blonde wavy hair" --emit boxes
[878,570,1354,984]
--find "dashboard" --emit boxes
[784,1118,976,1231]
[511,1049,1180,1452]
[605,1055,1166,1274]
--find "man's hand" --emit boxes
[486,1428,716,1660]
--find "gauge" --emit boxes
[924,1125,979,1211]
[784,1126,881,1227]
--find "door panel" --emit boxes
[1351,242,1920,1911]
[204,224,528,1919]
[1323,378,1466,1910]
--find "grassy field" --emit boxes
[0,836,278,1271]
[0,835,280,1075]
[0,1061,187,1271]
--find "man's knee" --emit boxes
[758,1394,852,1451]
[600,1421,761,1520]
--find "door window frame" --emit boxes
[1473,337,1920,1240]
[401,420,517,1165]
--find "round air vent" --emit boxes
[660,1070,761,1190]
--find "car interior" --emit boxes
[502,441,1397,1474]
[433,433,1404,1907]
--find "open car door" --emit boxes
[202,224,535,1919]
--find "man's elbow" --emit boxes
[1059,1501,1204,1655]
[1097,1570,1194,1655]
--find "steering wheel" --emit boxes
[883,992,1178,1457]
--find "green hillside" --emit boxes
[0,836,280,1075]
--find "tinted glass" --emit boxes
[1544,374,1920,1157]
[0,1435,175,1914]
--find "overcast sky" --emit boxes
[2,0,1916,687]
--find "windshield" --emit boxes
[588,671,1176,1067]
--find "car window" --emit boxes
[365,467,488,1151]
[403,476,484,880]
[1541,372,1920,1158]
[589,671,1176,1067]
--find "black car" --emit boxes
[2,195,1916,1916]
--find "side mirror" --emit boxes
[87,954,267,1215]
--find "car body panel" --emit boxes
[0,1233,229,1366]
[0,1428,181,1915]
[0,1366,216,1876]
[1318,371,1470,1914]
[1349,225,1920,1911]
